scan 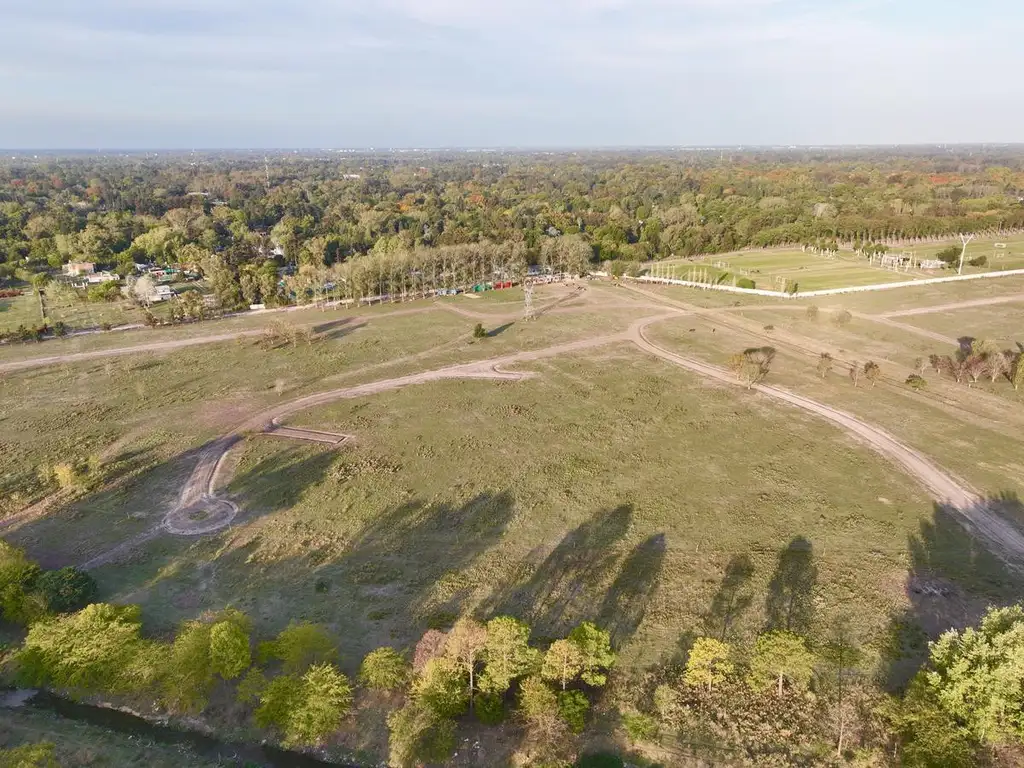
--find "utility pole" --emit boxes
[957,233,976,275]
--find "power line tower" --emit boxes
[523,279,537,321]
[957,233,976,275]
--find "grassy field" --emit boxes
[3,275,1024,762]
[643,272,1024,314]
[660,249,918,291]
[0,289,43,331]
[70,346,941,674]
[896,232,1024,271]
[900,303,1024,345]
[656,236,1024,293]
[645,315,1024,496]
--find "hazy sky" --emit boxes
[2,0,1022,148]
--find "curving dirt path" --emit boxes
[64,294,1024,570]
[74,328,634,569]
[629,316,1024,567]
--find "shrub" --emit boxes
[736,277,756,290]
[359,647,410,692]
[557,690,590,733]
[34,567,98,614]
[575,753,624,768]
[805,305,819,321]
[622,711,659,742]
[906,374,927,390]
[833,309,853,327]
[968,255,987,267]
[475,692,505,725]
[472,323,487,338]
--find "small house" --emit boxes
[64,261,95,276]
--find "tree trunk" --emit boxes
[777,672,783,698]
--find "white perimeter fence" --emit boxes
[632,269,1024,299]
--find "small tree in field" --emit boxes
[473,323,487,338]
[683,637,734,692]
[849,361,862,387]
[747,630,816,697]
[863,361,882,387]
[816,353,834,378]
[444,617,487,711]
[906,374,927,391]
[1013,353,1024,391]
[568,622,616,687]
[805,305,819,321]
[833,309,853,327]
[729,347,776,389]
[479,616,538,696]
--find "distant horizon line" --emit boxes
[4,142,1024,155]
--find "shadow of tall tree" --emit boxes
[764,536,817,634]
[229,444,338,515]
[596,533,667,648]
[882,500,1024,691]
[485,505,634,638]
[702,554,756,641]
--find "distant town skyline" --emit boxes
[3,0,1023,149]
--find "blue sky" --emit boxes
[2,0,1022,148]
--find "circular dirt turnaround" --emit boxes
[163,496,239,536]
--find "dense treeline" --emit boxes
[2,541,1023,767]
[2,149,1024,291]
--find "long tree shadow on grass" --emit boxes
[702,553,756,642]
[881,499,1024,691]
[484,505,634,639]
[228,444,338,515]
[764,536,818,634]
[3,443,222,570]
[596,533,667,648]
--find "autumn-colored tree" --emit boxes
[444,617,488,710]
[541,639,584,691]
[683,637,734,692]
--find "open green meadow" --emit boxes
[0,289,42,331]
[3,274,1024,764]
[898,232,1024,271]
[664,248,922,291]
[61,347,935,675]
[899,303,1024,345]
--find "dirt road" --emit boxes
[628,316,1024,567]
[74,326,637,568]
[879,294,1024,318]
[51,295,1024,571]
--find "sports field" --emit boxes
[0,289,42,331]
[661,249,926,291]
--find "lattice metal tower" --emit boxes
[523,280,537,320]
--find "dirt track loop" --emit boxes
[56,296,1024,570]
